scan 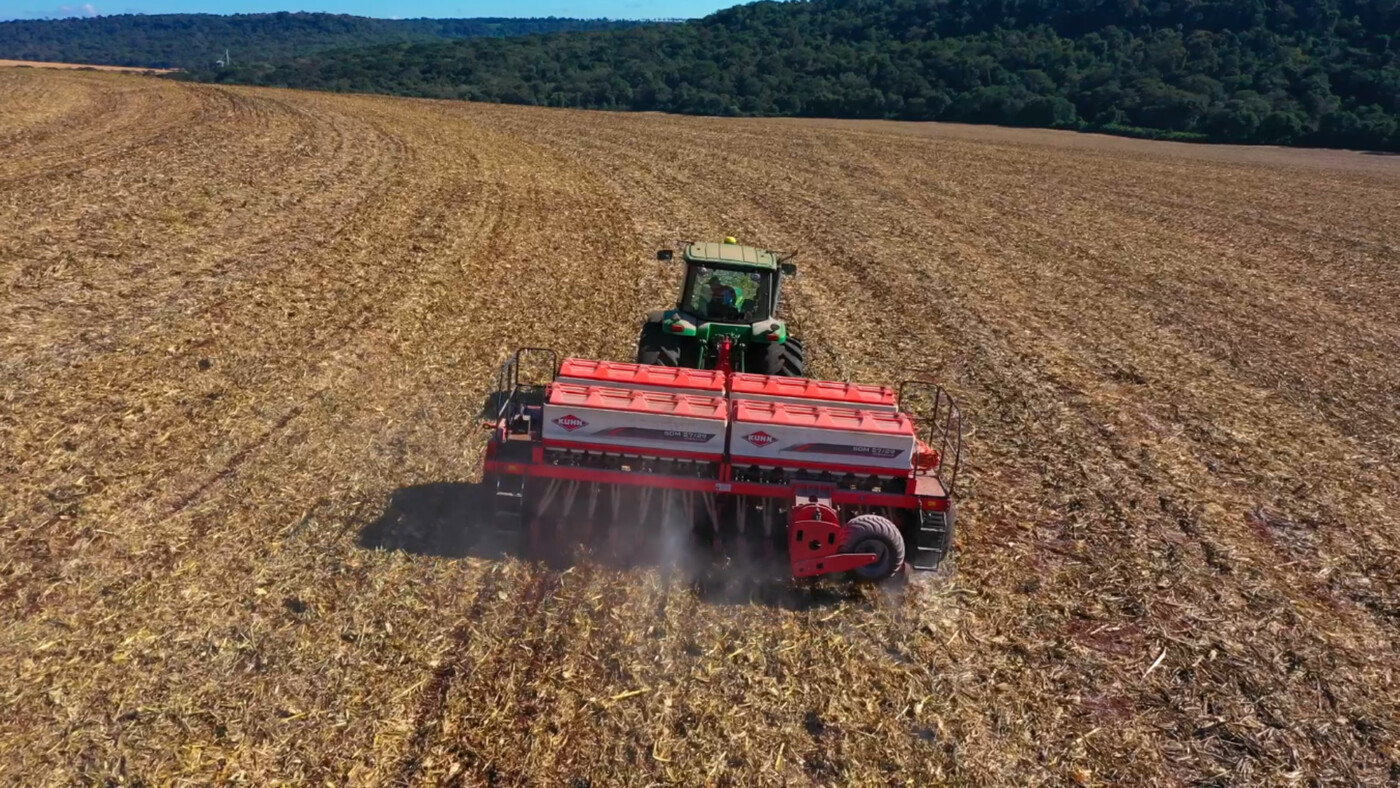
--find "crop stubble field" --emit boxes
[2,68,1399,787]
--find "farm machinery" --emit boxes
[480,347,962,583]
[638,239,807,376]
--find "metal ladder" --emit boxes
[491,472,527,533]
[912,509,951,571]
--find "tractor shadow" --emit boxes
[358,481,860,611]
[358,481,490,561]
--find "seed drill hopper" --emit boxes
[481,347,961,582]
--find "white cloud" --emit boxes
[56,3,98,16]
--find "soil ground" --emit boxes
[3,68,1399,787]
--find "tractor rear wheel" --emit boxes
[841,514,906,582]
[750,336,806,377]
[637,322,688,367]
[785,337,807,374]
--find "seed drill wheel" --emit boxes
[842,514,906,582]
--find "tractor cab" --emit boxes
[642,239,805,375]
[681,259,775,323]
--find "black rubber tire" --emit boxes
[841,514,906,582]
[779,341,805,376]
[637,322,684,367]
[749,335,806,377]
[785,336,805,358]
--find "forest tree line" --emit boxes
[0,13,643,69]
[8,1,1397,150]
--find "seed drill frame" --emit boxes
[481,347,961,581]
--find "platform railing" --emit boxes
[897,381,963,495]
[492,347,560,421]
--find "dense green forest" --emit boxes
[184,0,1399,150]
[0,13,642,69]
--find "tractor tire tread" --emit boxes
[637,322,684,367]
[751,335,806,377]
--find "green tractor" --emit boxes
[637,239,807,376]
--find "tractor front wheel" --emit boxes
[842,514,906,582]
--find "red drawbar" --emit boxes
[792,553,879,577]
[731,372,897,410]
[558,358,725,394]
[548,382,728,419]
[732,399,914,435]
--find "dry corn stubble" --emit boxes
[2,68,1399,787]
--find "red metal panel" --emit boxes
[729,456,914,478]
[831,489,920,508]
[730,372,897,410]
[792,553,879,578]
[912,476,948,498]
[786,501,882,578]
[558,358,726,394]
[712,480,915,505]
[788,503,843,564]
[548,383,728,418]
[733,399,913,434]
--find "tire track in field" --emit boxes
[1,86,388,382]
[408,563,572,786]
[495,562,602,783]
[5,86,425,478]
[0,75,196,184]
[482,565,687,787]
[913,153,1400,456]
[754,127,1400,782]
[118,99,569,787]
[0,83,425,594]
[0,69,89,142]
[794,131,1400,631]
[837,137,1400,642]
[7,86,644,781]
[365,100,656,785]
[393,565,507,786]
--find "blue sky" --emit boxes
[2,0,734,21]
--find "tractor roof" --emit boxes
[683,241,779,270]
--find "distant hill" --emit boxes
[188,0,1399,151]
[0,13,645,70]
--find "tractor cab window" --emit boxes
[684,266,772,322]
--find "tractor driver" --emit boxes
[705,274,743,318]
